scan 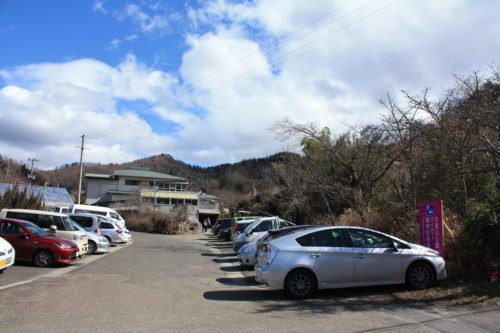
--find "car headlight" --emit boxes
[55,243,75,249]
[74,235,84,241]
[0,251,5,256]
[101,237,108,242]
[8,248,13,254]
[243,244,256,254]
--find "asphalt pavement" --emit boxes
[0,231,498,333]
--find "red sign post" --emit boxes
[419,200,444,256]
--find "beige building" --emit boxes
[85,168,220,222]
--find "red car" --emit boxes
[0,218,80,267]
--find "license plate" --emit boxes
[0,259,5,267]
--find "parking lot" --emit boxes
[0,231,498,333]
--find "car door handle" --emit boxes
[310,253,323,258]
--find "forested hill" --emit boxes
[35,151,295,204]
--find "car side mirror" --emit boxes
[49,225,57,236]
[18,232,29,239]
[389,242,398,252]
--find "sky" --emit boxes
[0,0,498,170]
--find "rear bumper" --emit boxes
[255,264,283,289]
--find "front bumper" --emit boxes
[238,252,255,266]
[54,249,80,264]
[0,251,15,271]
[95,240,111,253]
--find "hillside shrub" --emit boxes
[125,206,198,234]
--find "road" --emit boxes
[0,232,498,333]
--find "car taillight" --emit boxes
[266,244,279,265]
[94,228,100,234]
[116,229,123,233]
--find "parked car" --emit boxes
[0,209,88,256]
[71,221,110,255]
[233,217,292,252]
[58,204,126,228]
[255,226,447,298]
[0,236,15,273]
[218,227,231,241]
[211,218,231,235]
[99,218,131,244]
[68,213,101,233]
[0,218,80,267]
[230,216,264,241]
[238,225,318,267]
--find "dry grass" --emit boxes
[124,207,199,234]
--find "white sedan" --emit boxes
[0,236,15,273]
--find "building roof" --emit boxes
[114,169,187,181]
[85,168,188,182]
[85,173,113,179]
[0,184,74,207]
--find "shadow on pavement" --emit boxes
[201,252,235,257]
[213,258,239,264]
[216,277,263,286]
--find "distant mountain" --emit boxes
[37,152,296,205]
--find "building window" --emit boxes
[125,179,142,186]
[157,198,170,205]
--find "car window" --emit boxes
[347,229,393,248]
[100,222,113,229]
[71,216,94,228]
[21,222,48,237]
[254,220,273,232]
[37,215,59,229]
[0,221,24,235]
[5,212,37,223]
[297,229,348,247]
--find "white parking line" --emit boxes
[0,241,133,291]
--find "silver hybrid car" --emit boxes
[255,226,446,298]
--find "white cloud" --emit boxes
[1,0,499,169]
[92,1,108,15]
[117,3,179,36]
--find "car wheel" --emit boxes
[88,241,97,254]
[406,262,434,289]
[285,269,317,299]
[33,249,54,267]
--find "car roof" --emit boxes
[1,208,68,217]
[266,225,405,243]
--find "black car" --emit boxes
[212,218,231,235]
[218,227,231,241]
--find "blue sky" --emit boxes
[0,0,499,169]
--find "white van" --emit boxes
[0,209,88,256]
[65,204,126,228]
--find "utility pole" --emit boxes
[28,158,39,183]
[77,134,86,204]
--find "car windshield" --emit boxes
[61,217,77,231]
[71,221,87,233]
[109,212,121,219]
[21,222,49,237]
[244,220,262,233]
